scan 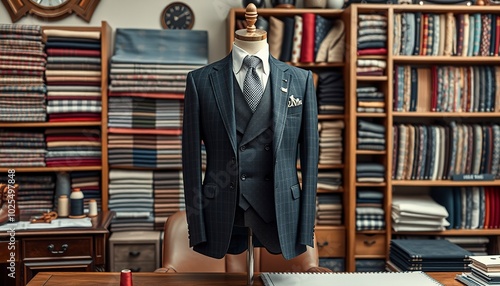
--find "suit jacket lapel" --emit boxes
[209,53,237,155]
[270,56,291,158]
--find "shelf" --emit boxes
[393,229,500,236]
[0,122,102,128]
[356,150,386,155]
[357,230,386,235]
[393,112,500,118]
[393,55,500,64]
[356,113,387,117]
[0,166,102,173]
[316,225,346,231]
[291,62,344,68]
[356,76,388,81]
[392,180,500,187]
[232,8,344,17]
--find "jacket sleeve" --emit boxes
[298,70,319,247]
[182,71,207,247]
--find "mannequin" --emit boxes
[181,0,319,274]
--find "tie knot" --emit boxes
[243,56,260,69]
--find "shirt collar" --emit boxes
[232,42,270,76]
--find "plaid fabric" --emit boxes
[0,34,42,41]
[109,74,186,81]
[356,219,386,230]
[0,24,41,35]
[47,100,101,114]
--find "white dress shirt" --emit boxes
[232,42,270,91]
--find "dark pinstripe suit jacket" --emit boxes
[181,52,319,260]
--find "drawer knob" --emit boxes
[129,251,141,257]
[48,243,68,254]
[364,240,376,247]
[316,241,329,248]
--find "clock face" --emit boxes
[29,0,70,7]
[161,2,194,30]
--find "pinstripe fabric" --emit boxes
[182,53,319,260]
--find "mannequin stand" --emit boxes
[247,228,254,285]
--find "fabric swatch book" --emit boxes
[260,271,444,286]
[390,239,473,261]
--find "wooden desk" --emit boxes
[0,211,113,286]
[27,271,464,286]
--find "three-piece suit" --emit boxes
[181,52,319,260]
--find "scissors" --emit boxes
[31,211,58,223]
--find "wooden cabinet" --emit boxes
[108,231,161,273]
[0,211,112,286]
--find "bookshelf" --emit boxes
[228,7,349,270]
[0,21,111,217]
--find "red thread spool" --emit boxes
[120,269,133,286]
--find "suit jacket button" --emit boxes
[264,144,270,151]
[241,174,246,181]
[230,182,234,189]
[240,145,246,151]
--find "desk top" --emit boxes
[0,211,113,238]
[27,271,464,286]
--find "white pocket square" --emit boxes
[288,95,302,107]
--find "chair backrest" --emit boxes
[161,210,322,273]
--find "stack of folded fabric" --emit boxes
[457,255,500,285]
[108,169,154,232]
[357,120,385,151]
[0,24,46,122]
[70,171,101,213]
[43,29,102,122]
[318,120,344,165]
[392,194,449,232]
[356,163,385,183]
[107,133,182,168]
[316,170,342,192]
[389,239,472,272]
[0,130,46,167]
[357,13,388,56]
[357,85,385,113]
[356,189,385,231]
[16,174,55,221]
[44,128,101,167]
[316,193,342,226]
[107,29,207,169]
[153,171,185,230]
[316,71,345,115]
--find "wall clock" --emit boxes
[1,0,101,22]
[161,2,195,30]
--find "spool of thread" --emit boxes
[88,199,98,217]
[120,269,133,286]
[69,188,84,218]
[57,195,69,217]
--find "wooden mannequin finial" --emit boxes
[234,3,267,42]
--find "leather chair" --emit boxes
[155,210,332,273]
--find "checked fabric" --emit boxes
[243,55,263,112]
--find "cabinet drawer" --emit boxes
[114,261,157,272]
[355,234,386,256]
[113,244,156,262]
[23,237,92,259]
[315,228,345,257]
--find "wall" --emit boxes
[0,0,308,63]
